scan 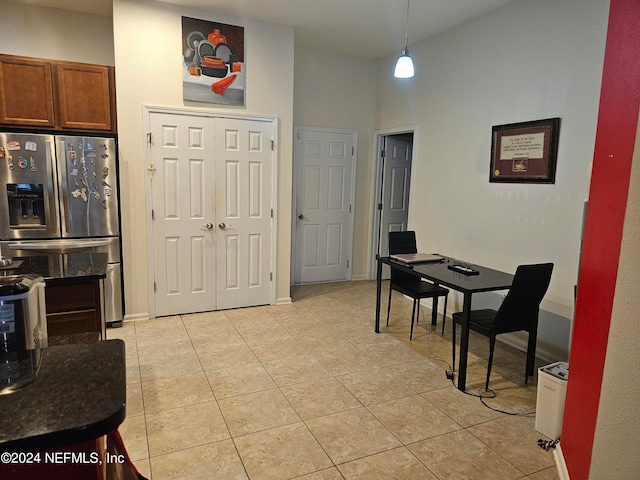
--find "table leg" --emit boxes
[375,257,383,333]
[457,293,472,391]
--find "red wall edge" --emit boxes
[562,1,640,478]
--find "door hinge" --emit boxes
[147,132,152,144]
[381,150,386,158]
[270,140,274,151]
[151,209,155,220]
[347,260,350,268]
[352,146,355,156]
[378,203,383,210]
[270,272,273,281]
[153,281,156,292]
[349,204,352,214]
[271,208,274,218]
[296,131,302,140]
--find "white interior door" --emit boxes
[150,112,216,316]
[380,134,413,252]
[294,128,355,284]
[376,133,413,279]
[214,118,273,309]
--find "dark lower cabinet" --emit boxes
[46,279,103,339]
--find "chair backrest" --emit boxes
[494,263,553,335]
[388,231,417,284]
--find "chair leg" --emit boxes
[486,336,496,391]
[386,284,393,326]
[451,318,456,372]
[525,330,538,384]
[441,294,448,335]
[410,299,418,340]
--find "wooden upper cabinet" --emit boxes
[0,55,56,128]
[55,62,115,132]
[0,54,116,132]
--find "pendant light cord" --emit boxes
[403,0,410,52]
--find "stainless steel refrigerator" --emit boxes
[0,132,123,325]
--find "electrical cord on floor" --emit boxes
[479,390,536,417]
[415,305,454,372]
[416,304,536,417]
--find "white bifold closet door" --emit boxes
[149,111,272,316]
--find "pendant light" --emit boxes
[394,0,414,78]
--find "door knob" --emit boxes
[218,222,226,230]
[298,214,309,220]
[204,223,213,230]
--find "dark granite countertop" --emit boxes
[0,253,108,282]
[0,340,126,452]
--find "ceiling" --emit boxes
[11,0,517,58]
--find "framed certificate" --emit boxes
[490,118,560,184]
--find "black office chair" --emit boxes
[387,231,449,339]
[452,263,553,391]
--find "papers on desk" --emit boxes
[389,253,444,264]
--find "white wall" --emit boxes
[293,46,377,279]
[113,0,294,320]
[373,0,610,359]
[0,1,114,65]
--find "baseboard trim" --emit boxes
[276,297,293,305]
[123,313,150,322]
[497,332,566,364]
[554,443,570,480]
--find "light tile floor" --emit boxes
[109,281,560,480]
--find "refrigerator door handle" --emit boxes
[61,189,71,235]
[56,137,72,236]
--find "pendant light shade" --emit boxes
[394,49,414,78]
[394,0,414,78]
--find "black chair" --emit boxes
[387,231,449,339]
[452,263,553,391]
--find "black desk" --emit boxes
[375,256,513,391]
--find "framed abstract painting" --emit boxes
[182,16,245,106]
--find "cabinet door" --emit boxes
[55,62,114,131]
[46,281,100,313]
[0,55,55,128]
[46,309,101,338]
